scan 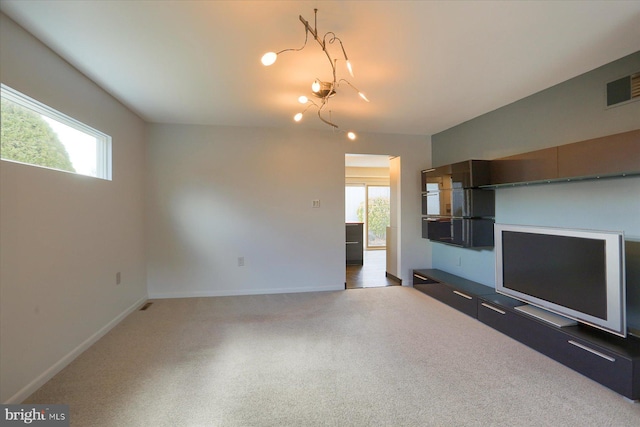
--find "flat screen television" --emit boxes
[494,224,626,337]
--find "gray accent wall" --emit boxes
[432,51,640,165]
[431,51,640,333]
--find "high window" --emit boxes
[1,84,112,180]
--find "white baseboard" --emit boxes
[5,295,148,404]
[148,285,344,299]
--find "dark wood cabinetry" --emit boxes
[478,293,640,400]
[419,133,639,248]
[421,217,495,248]
[421,160,495,248]
[413,269,494,317]
[413,269,640,400]
[346,223,363,265]
[488,129,640,186]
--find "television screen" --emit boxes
[495,224,626,337]
[502,232,607,319]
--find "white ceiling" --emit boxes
[1,1,639,137]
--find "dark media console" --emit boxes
[413,269,640,400]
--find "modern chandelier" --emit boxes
[261,9,369,140]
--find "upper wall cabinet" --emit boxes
[488,129,640,187]
[420,130,639,248]
[421,160,495,248]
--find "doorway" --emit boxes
[345,154,401,289]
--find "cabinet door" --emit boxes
[455,218,494,247]
[346,223,363,243]
[478,299,637,400]
[451,160,492,188]
[423,218,494,247]
[424,189,494,218]
[412,271,438,285]
[346,223,363,265]
[423,191,452,216]
[455,189,495,218]
[559,336,635,399]
[346,242,363,264]
[414,282,478,317]
[423,218,453,243]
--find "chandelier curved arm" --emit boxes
[317,109,339,129]
[301,101,319,113]
[324,33,352,78]
[338,79,370,102]
[298,11,338,82]
[324,32,345,57]
[316,98,338,128]
[275,25,310,56]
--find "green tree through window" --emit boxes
[356,186,390,247]
[1,97,75,173]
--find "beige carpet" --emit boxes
[25,287,640,426]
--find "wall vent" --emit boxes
[606,72,640,107]
[632,73,640,98]
[140,302,153,311]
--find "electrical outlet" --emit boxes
[312,199,320,208]
[116,272,121,285]
[238,257,245,267]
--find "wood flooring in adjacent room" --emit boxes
[346,249,400,289]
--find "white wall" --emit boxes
[0,14,147,403]
[147,124,431,298]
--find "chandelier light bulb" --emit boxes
[358,92,370,102]
[261,52,277,66]
[294,112,303,122]
[298,96,308,104]
[347,131,357,140]
[311,80,321,93]
[346,60,354,77]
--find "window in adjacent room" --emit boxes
[0,84,112,180]
[345,185,365,223]
[366,185,390,248]
[345,184,390,248]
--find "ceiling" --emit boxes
[1,1,639,137]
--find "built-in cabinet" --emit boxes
[420,130,640,248]
[414,131,640,400]
[346,222,363,265]
[413,269,640,400]
[488,129,640,186]
[421,160,495,248]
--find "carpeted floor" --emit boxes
[24,287,640,426]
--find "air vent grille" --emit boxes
[606,71,640,107]
[631,72,640,99]
[140,302,153,311]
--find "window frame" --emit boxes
[1,84,112,180]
